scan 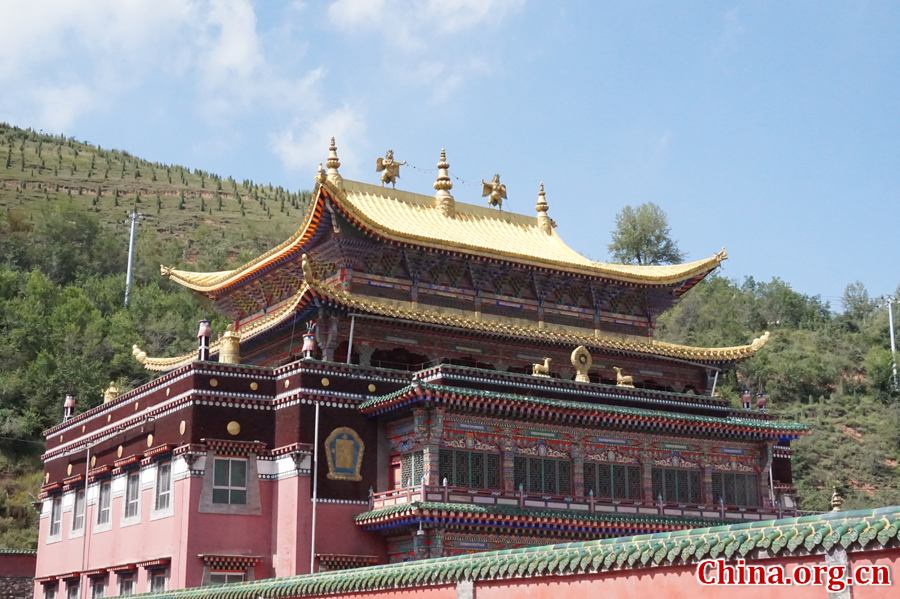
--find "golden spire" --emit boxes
[325,137,343,190]
[433,149,455,216]
[536,182,553,234]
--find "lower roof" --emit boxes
[130,505,900,599]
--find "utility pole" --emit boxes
[124,208,144,307]
[884,296,899,392]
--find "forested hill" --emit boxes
[1,123,899,549]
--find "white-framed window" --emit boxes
[66,581,79,599]
[90,577,105,599]
[72,488,85,531]
[97,481,111,525]
[149,569,168,593]
[43,582,57,599]
[209,570,244,585]
[155,462,172,511]
[212,458,247,505]
[49,496,62,538]
[124,471,140,519]
[118,572,135,596]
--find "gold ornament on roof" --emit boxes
[302,253,314,281]
[376,150,406,188]
[316,162,326,183]
[218,324,242,364]
[614,366,634,388]
[433,149,455,217]
[482,174,507,208]
[132,344,148,365]
[532,357,552,377]
[325,137,343,190]
[571,346,592,383]
[101,382,119,403]
[536,182,553,234]
[831,487,843,512]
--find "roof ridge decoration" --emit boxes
[129,506,900,599]
[433,148,454,217]
[134,272,771,371]
[536,182,552,234]
[325,137,343,191]
[132,283,311,371]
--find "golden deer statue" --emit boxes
[613,367,634,388]
[532,357,552,377]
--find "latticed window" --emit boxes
[399,451,424,488]
[438,449,501,489]
[651,467,702,504]
[513,456,572,495]
[583,462,642,500]
[711,472,759,507]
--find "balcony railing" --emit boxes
[368,483,801,523]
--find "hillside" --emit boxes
[0,123,898,549]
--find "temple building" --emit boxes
[33,141,809,598]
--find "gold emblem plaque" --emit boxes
[324,427,364,481]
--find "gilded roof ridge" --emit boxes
[308,278,769,363]
[133,284,311,371]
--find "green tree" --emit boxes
[841,281,876,322]
[607,203,686,265]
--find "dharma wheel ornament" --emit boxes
[571,346,592,383]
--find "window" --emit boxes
[66,581,79,599]
[155,462,172,511]
[124,472,141,519]
[118,573,135,596]
[49,496,62,537]
[712,472,759,507]
[90,578,105,599]
[651,467,702,504]
[398,451,424,488]
[513,456,572,495]
[438,449,501,490]
[43,582,57,599]
[583,462,642,500]
[212,458,247,504]
[72,488,85,531]
[97,481,111,525]
[209,571,245,585]
[149,570,168,593]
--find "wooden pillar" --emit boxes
[701,460,714,506]
[639,452,654,501]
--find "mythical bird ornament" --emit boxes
[376,150,406,188]
[481,174,507,208]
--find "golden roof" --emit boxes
[132,285,311,371]
[134,275,769,371]
[335,179,727,283]
[161,176,727,295]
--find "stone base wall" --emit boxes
[0,577,33,599]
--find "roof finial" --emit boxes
[536,182,552,234]
[325,137,343,190]
[433,149,455,217]
[316,162,326,183]
[831,486,843,512]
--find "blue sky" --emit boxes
[1,1,898,306]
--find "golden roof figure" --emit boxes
[482,174,507,209]
[102,382,119,403]
[218,324,242,365]
[433,149,455,217]
[376,150,406,188]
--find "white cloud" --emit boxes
[327,0,525,47]
[270,105,367,174]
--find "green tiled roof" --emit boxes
[0,547,36,555]
[359,383,810,437]
[353,501,721,529]
[132,506,900,599]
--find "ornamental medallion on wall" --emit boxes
[325,427,365,481]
